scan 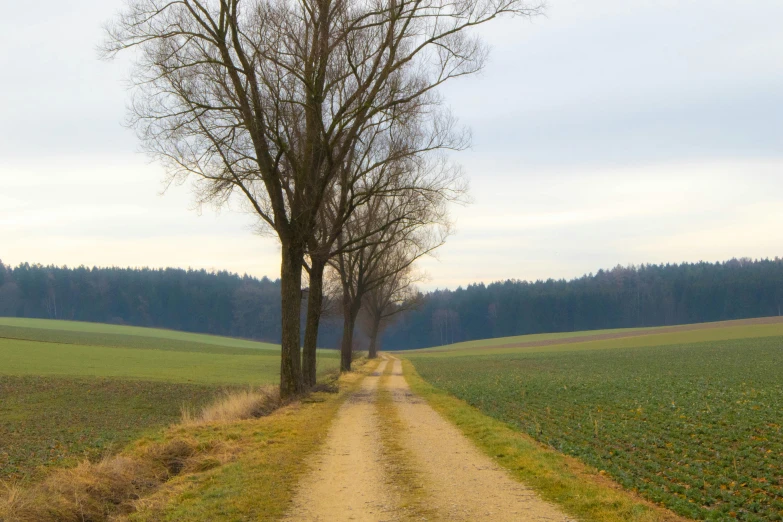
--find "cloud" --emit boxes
[420,159,783,287]
[1,0,782,290]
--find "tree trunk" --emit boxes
[340,288,362,372]
[367,314,381,359]
[302,257,326,388]
[279,240,304,398]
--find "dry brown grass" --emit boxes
[0,438,235,522]
[0,455,162,522]
[0,392,265,522]
[181,386,281,425]
[0,386,285,521]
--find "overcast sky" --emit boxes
[2,0,782,289]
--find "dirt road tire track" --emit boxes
[282,359,401,522]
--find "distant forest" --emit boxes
[1,258,782,350]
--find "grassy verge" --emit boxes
[402,359,690,522]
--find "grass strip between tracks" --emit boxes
[401,358,691,522]
[375,361,437,521]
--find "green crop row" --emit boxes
[409,336,783,521]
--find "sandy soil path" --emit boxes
[282,359,401,522]
[282,356,574,521]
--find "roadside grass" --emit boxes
[405,329,783,521]
[402,360,688,522]
[0,360,378,522]
[181,386,281,425]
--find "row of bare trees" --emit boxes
[104,0,540,398]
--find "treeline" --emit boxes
[0,261,282,341]
[0,261,337,347]
[383,257,783,349]
[2,258,782,350]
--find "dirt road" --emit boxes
[282,356,574,522]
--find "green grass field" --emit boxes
[0,318,339,483]
[410,326,644,351]
[0,317,338,384]
[406,321,783,522]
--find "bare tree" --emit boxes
[361,253,423,358]
[103,0,541,397]
[332,165,456,370]
[299,116,465,386]
[300,126,467,384]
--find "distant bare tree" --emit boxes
[332,166,456,370]
[361,255,423,358]
[301,145,466,383]
[299,108,466,386]
[432,308,459,345]
[103,0,541,396]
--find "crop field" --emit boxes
[0,318,339,482]
[0,376,219,483]
[0,317,338,384]
[407,322,783,521]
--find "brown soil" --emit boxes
[282,357,573,521]
[426,316,783,353]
